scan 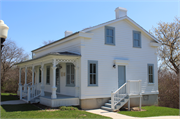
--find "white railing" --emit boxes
[111,80,142,110]
[127,80,141,95]
[111,83,127,110]
[20,83,41,102]
[27,83,41,101]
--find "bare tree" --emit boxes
[151,17,180,75]
[1,39,28,90]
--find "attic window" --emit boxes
[133,30,141,48]
[105,26,115,45]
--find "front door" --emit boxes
[118,66,126,88]
[56,67,60,93]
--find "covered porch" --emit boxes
[16,52,81,107]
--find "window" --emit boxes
[88,60,98,86]
[133,31,141,48]
[148,64,154,83]
[105,26,115,45]
[46,66,50,84]
[39,67,41,83]
[66,63,75,86]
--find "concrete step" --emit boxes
[101,106,112,111]
[105,103,111,107]
[109,100,118,103]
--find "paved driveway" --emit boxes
[86,109,180,119]
[1,100,26,105]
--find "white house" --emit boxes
[16,7,160,111]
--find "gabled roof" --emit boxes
[82,16,158,43]
[32,16,158,52]
[31,32,79,52]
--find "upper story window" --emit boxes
[133,31,141,48]
[39,67,41,83]
[46,66,50,84]
[148,64,154,83]
[66,63,75,87]
[88,60,98,86]
[105,26,115,45]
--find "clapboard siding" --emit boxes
[34,38,81,58]
[35,63,76,97]
[80,20,158,99]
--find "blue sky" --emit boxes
[1,0,179,56]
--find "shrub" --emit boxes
[158,69,179,109]
[59,106,78,111]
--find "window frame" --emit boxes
[88,60,98,86]
[46,66,50,85]
[39,67,41,83]
[148,64,154,84]
[66,63,75,87]
[105,26,115,45]
[133,30,141,48]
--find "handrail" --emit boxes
[114,94,127,106]
[113,83,127,94]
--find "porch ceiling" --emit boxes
[15,52,81,67]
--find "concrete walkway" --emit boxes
[86,109,180,119]
[1,100,26,105]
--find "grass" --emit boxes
[1,93,19,101]
[118,105,179,117]
[1,104,110,118]
[1,93,110,118]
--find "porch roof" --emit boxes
[15,52,81,66]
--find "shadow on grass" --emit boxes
[1,95,19,102]
[1,104,40,112]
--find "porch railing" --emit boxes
[20,83,41,102]
[27,83,41,101]
[111,80,141,110]
[127,80,141,95]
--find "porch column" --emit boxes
[74,61,79,98]
[41,63,45,96]
[24,66,28,93]
[32,65,35,96]
[32,65,34,86]
[34,67,38,95]
[18,67,22,91]
[51,59,57,99]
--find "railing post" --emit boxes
[127,80,130,94]
[111,91,114,110]
[139,80,142,94]
[28,86,31,102]
[20,85,22,100]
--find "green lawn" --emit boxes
[118,106,179,117]
[1,93,19,101]
[1,104,110,118]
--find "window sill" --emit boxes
[133,46,141,48]
[105,43,115,46]
[148,83,154,86]
[88,85,98,87]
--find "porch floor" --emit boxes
[41,92,76,99]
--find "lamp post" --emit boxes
[0,20,9,87]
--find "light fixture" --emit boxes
[113,64,116,68]
[57,64,62,69]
